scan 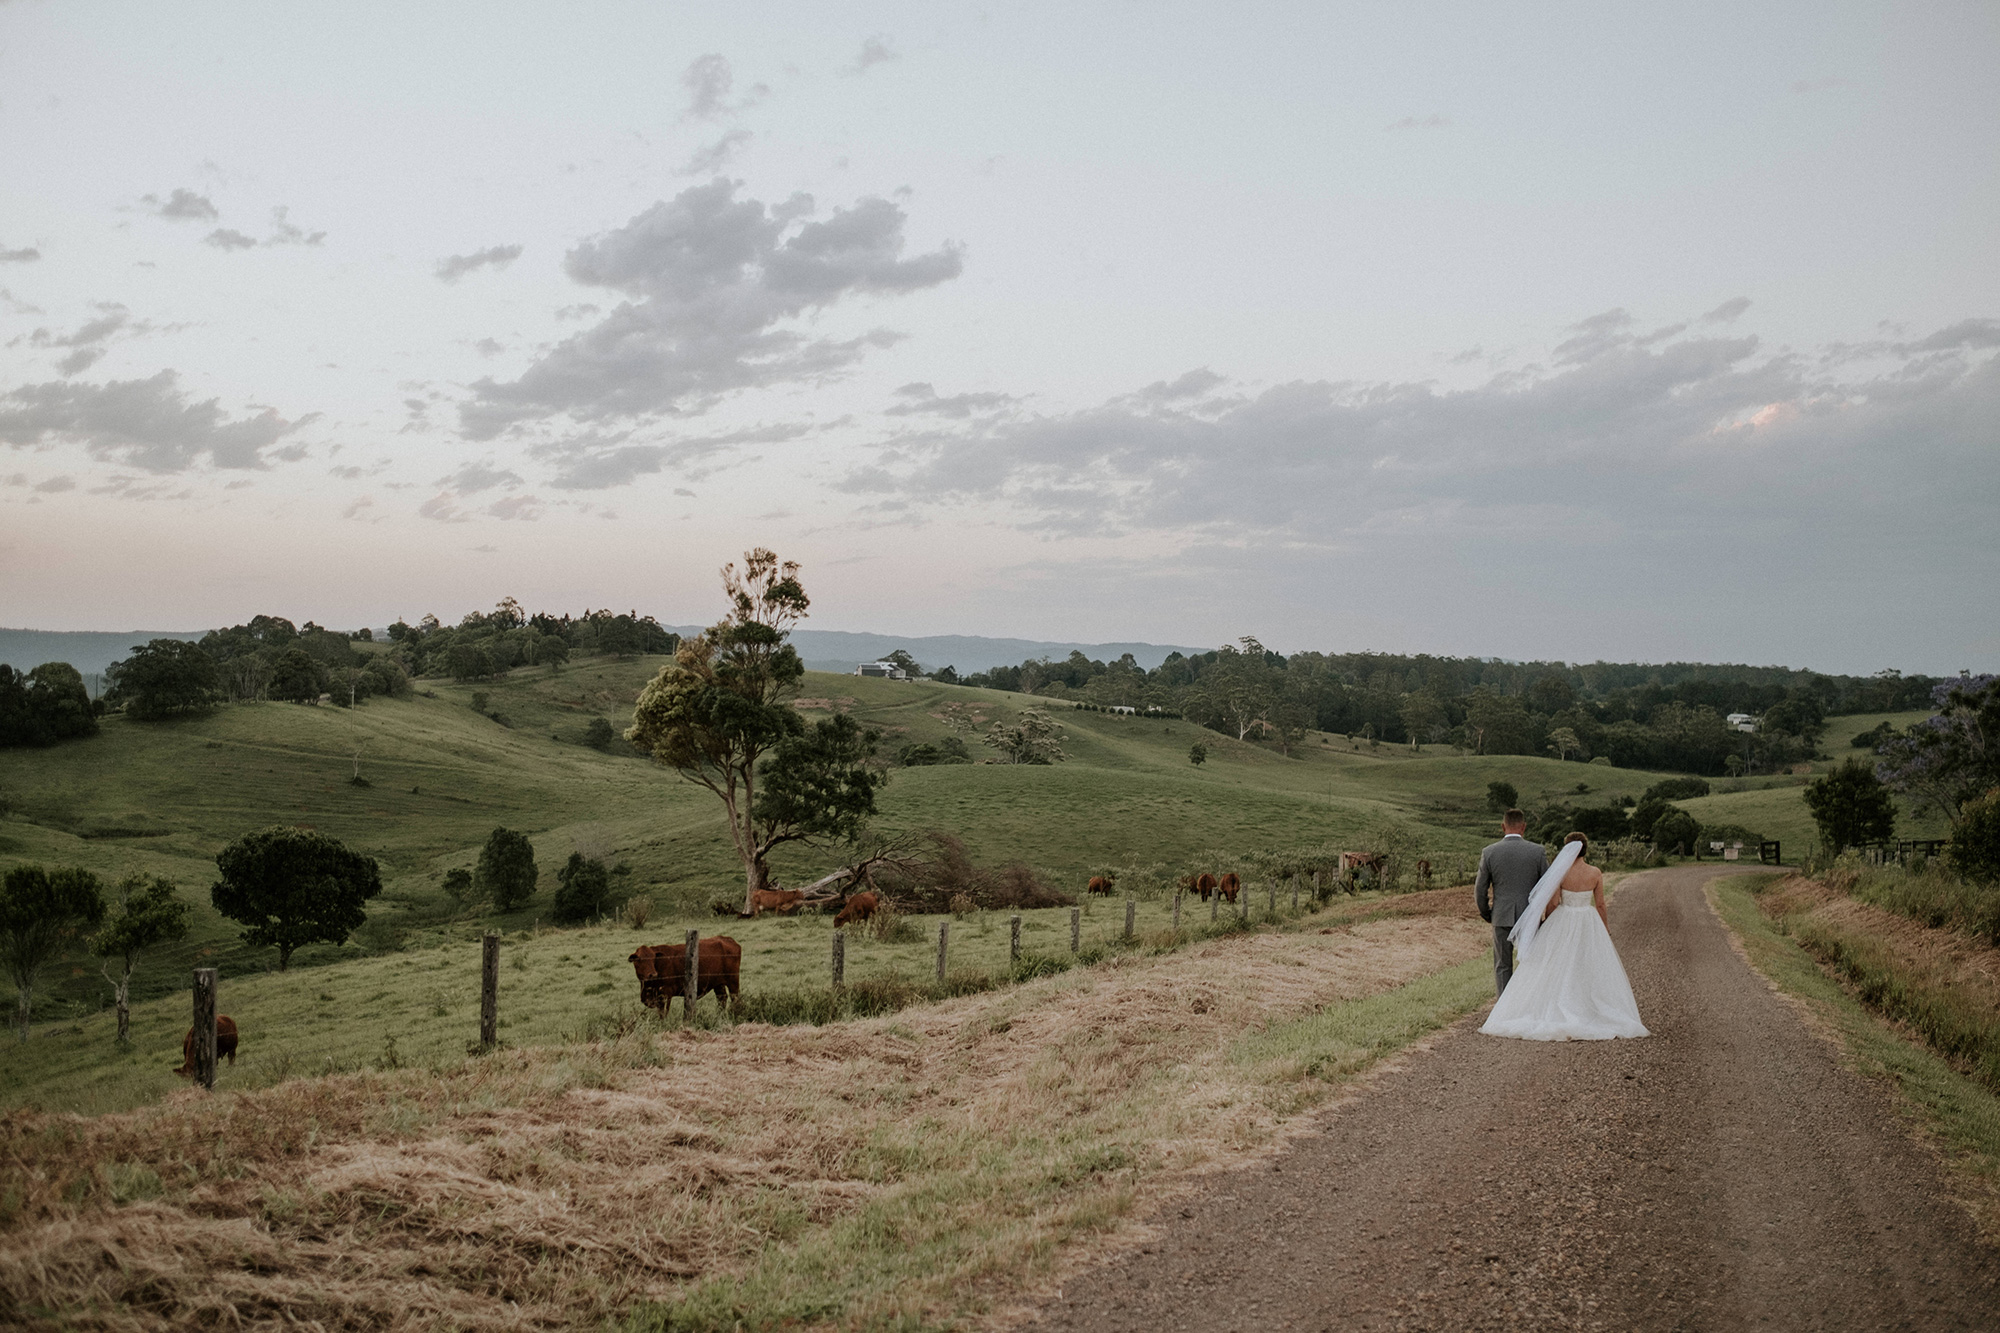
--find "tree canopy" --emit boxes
[1804,759,1898,853]
[106,639,221,720]
[211,827,382,969]
[475,828,539,911]
[1,864,105,1039]
[93,873,191,1043]
[0,661,98,748]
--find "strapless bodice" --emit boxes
[1559,890,1594,906]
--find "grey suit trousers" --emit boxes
[1493,922,1517,995]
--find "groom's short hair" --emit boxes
[1502,808,1527,829]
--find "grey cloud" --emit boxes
[1905,319,2000,353]
[1132,368,1227,402]
[885,382,1017,418]
[535,421,811,490]
[437,461,523,495]
[460,179,960,439]
[485,494,542,520]
[555,303,600,321]
[679,130,752,176]
[849,36,898,73]
[436,244,524,283]
[25,304,148,376]
[0,245,39,263]
[145,188,219,222]
[0,370,302,472]
[683,54,734,118]
[1702,297,1752,323]
[265,207,326,247]
[836,316,1999,556]
[32,475,75,493]
[204,229,257,251]
[473,338,506,357]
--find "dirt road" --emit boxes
[1027,865,2000,1331]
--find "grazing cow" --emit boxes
[629,937,743,1015]
[743,888,806,917]
[1192,872,1219,901]
[173,1015,239,1077]
[1338,851,1386,891]
[1087,876,1116,896]
[1217,872,1241,903]
[833,891,879,927]
[1416,858,1433,886]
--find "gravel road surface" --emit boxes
[1026,865,1999,1331]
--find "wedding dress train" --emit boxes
[1479,888,1650,1041]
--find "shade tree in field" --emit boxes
[92,873,191,1044]
[1546,727,1584,762]
[1,864,106,1039]
[1485,781,1519,814]
[475,827,539,911]
[629,549,889,911]
[552,853,612,923]
[211,826,383,969]
[1804,759,1898,854]
[1188,741,1207,766]
[983,707,1068,764]
[0,661,98,748]
[105,639,221,720]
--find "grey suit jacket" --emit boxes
[1475,835,1549,927]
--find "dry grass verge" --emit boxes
[0,913,1486,1332]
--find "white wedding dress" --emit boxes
[1480,885,1650,1041]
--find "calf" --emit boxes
[173,1015,239,1077]
[1217,872,1241,903]
[743,888,805,917]
[833,891,879,927]
[1086,875,1115,896]
[629,937,743,1016]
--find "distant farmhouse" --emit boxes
[855,660,911,680]
[1725,712,1757,733]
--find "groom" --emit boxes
[1475,808,1548,995]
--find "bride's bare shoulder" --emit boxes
[1563,860,1604,889]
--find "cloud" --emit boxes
[264,207,325,247]
[459,179,962,440]
[485,494,542,520]
[32,475,75,493]
[535,421,811,490]
[679,54,764,118]
[473,337,505,357]
[143,188,219,222]
[0,244,40,263]
[679,129,752,176]
[1387,114,1450,131]
[1702,297,1752,324]
[0,370,303,472]
[342,496,373,519]
[885,381,1018,418]
[834,315,2000,563]
[1905,318,2000,354]
[849,36,898,74]
[24,303,149,377]
[204,228,257,251]
[436,244,524,283]
[555,303,600,321]
[436,460,524,495]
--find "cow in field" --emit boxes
[1087,876,1115,896]
[629,937,743,1015]
[1217,872,1241,903]
[743,888,806,917]
[173,1015,239,1077]
[1191,872,1218,901]
[833,892,879,927]
[1415,858,1433,886]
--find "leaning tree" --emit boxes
[93,873,191,1044]
[628,549,887,912]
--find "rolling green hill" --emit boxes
[2,654,1906,1114]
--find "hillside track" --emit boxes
[1024,865,2000,1332]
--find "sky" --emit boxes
[1,1,1995,676]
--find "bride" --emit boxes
[1479,832,1649,1041]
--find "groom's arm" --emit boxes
[1473,849,1493,921]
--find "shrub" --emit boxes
[583,717,617,750]
[1804,759,1897,853]
[1651,808,1701,856]
[440,867,478,909]
[1642,776,1711,802]
[1947,788,2000,886]
[622,895,653,930]
[1486,781,1518,813]
[475,828,538,912]
[552,853,612,924]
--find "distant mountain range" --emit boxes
[0,625,1207,680]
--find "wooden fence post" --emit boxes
[191,968,217,1091]
[1070,907,1080,954]
[831,930,846,988]
[1267,878,1276,917]
[1291,874,1300,913]
[1172,887,1183,931]
[479,932,499,1050]
[1123,897,1136,941]
[1239,889,1248,923]
[1313,869,1321,903]
[685,928,700,1014]
[936,921,950,982]
[1010,914,1022,963]
[1210,890,1219,922]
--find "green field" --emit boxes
[0,655,1891,1112]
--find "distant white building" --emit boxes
[1109,705,1136,715]
[1726,712,1757,733]
[856,660,910,680]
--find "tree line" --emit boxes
[935,641,1946,776]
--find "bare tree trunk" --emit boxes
[14,985,30,1041]
[102,962,132,1044]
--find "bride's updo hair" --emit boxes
[1564,831,1590,860]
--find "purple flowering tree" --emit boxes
[1874,674,1999,824]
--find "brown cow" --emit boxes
[1192,872,1218,901]
[833,892,879,927]
[1086,876,1115,896]
[1415,858,1433,886]
[629,937,743,1016]
[743,888,806,917]
[1217,871,1241,903]
[173,1015,239,1077]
